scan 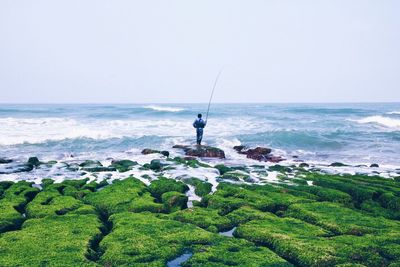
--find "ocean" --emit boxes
[0,103,399,181]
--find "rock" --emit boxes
[234,146,284,162]
[27,157,40,167]
[79,160,102,168]
[141,149,160,155]
[214,164,233,175]
[0,158,12,164]
[110,159,138,172]
[233,145,246,153]
[143,159,168,172]
[268,165,292,173]
[299,163,309,168]
[370,163,379,168]
[330,162,348,167]
[161,151,170,157]
[141,149,169,157]
[173,145,225,159]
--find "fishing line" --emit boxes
[206,68,223,122]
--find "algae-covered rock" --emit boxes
[161,191,188,212]
[214,164,232,175]
[0,214,101,266]
[183,177,212,197]
[171,207,234,232]
[84,177,159,214]
[148,177,189,200]
[110,159,137,172]
[217,170,250,182]
[143,159,169,172]
[0,181,39,233]
[99,212,214,266]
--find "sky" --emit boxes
[0,0,399,103]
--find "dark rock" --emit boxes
[233,145,246,153]
[370,163,379,168]
[183,156,196,161]
[172,145,188,149]
[330,162,348,167]
[299,163,310,168]
[27,157,40,167]
[141,149,160,155]
[234,146,283,162]
[82,166,116,172]
[0,158,12,164]
[161,151,170,157]
[173,145,225,159]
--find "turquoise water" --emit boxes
[0,103,399,166]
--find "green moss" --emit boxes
[168,157,211,168]
[84,177,157,215]
[142,159,169,172]
[268,165,293,173]
[235,212,335,267]
[171,207,234,232]
[183,238,291,267]
[110,160,138,172]
[0,214,101,266]
[148,177,189,200]
[285,202,400,236]
[217,170,250,182]
[161,191,188,212]
[26,189,95,218]
[99,212,214,266]
[0,181,39,233]
[214,164,232,175]
[183,178,212,197]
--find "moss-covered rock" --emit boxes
[0,181,39,233]
[171,207,234,232]
[162,191,188,212]
[110,159,138,172]
[0,214,101,266]
[84,177,161,215]
[148,177,189,200]
[183,178,212,197]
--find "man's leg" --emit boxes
[197,129,203,145]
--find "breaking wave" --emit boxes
[143,105,185,112]
[353,115,400,128]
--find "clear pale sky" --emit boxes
[0,1,399,103]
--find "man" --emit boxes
[193,113,206,145]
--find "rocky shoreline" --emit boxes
[0,146,400,266]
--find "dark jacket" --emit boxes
[193,118,206,129]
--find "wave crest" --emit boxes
[353,115,400,128]
[143,105,185,112]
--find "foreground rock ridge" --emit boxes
[0,151,399,266]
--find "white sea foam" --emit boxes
[143,105,185,112]
[352,115,400,128]
[387,111,400,115]
[0,117,264,146]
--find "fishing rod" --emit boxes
[205,69,223,122]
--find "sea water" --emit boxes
[0,103,399,181]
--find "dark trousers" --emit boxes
[196,128,203,145]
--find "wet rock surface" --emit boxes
[173,145,225,158]
[234,146,285,162]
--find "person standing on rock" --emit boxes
[193,113,206,145]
